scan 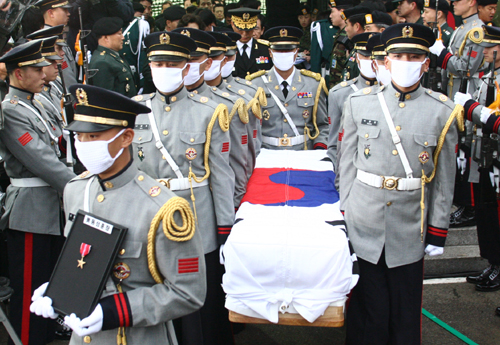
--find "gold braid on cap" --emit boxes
[231,14,258,29]
[148,197,196,284]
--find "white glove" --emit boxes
[425,244,444,256]
[62,129,70,142]
[219,244,225,265]
[64,304,103,337]
[481,107,494,124]
[30,282,58,319]
[457,149,466,174]
[453,92,472,107]
[429,40,446,56]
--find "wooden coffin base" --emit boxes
[228,306,344,327]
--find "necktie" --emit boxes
[282,81,289,99]
[241,43,249,64]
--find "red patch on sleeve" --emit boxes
[178,257,199,274]
[338,130,344,142]
[221,142,230,153]
[61,60,69,69]
[18,132,33,146]
[455,144,458,153]
[253,129,257,139]
[468,50,478,58]
[328,117,331,125]
[241,134,248,145]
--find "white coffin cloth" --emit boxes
[222,149,358,324]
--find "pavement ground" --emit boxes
[0,278,499,345]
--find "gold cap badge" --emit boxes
[365,14,373,24]
[280,28,288,37]
[243,12,250,21]
[181,30,190,37]
[160,33,170,44]
[402,26,413,38]
[76,88,88,105]
[424,0,429,7]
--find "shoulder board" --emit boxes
[132,93,154,102]
[331,78,356,92]
[256,39,270,46]
[2,96,19,107]
[424,89,455,109]
[210,86,236,101]
[246,69,266,81]
[133,173,172,207]
[68,170,93,183]
[300,69,321,81]
[188,92,218,109]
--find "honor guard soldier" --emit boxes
[221,31,266,182]
[36,0,78,87]
[477,0,497,24]
[0,39,76,345]
[453,25,500,292]
[229,7,273,79]
[339,23,461,344]
[429,0,484,226]
[327,32,379,168]
[131,32,235,345]
[342,6,371,81]
[247,26,329,151]
[422,0,454,47]
[178,28,251,210]
[368,33,392,87]
[89,17,137,97]
[328,0,357,88]
[30,84,206,345]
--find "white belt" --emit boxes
[10,177,50,188]
[262,135,306,147]
[157,177,208,191]
[356,170,421,191]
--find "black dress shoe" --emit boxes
[467,265,493,284]
[496,307,500,317]
[476,266,500,292]
[450,206,475,228]
[0,276,9,287]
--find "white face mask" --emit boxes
[151,65,187,93]
[184,58,208,86]
[358,56,377,79]
[375,62,392,85]
[221,59,236,78]
[272,50,296,71]
[205,59,223,81]
[387,57,428,88]
[75,129,125,175]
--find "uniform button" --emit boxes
[138,137,142,141]
[97,195,104,202]
[399,102,405,108]
[284,103,288,107]
[190,93,194,97]
[171,96,177,102]
[212,87,217,91]
[126,78,129,81]
[228,85,232,88]
[162,155,166,160]
[163,130,169,135]
[51,141,54,145]
[123,53,126,55]
[424,141,428,146]
[284,119,287,122]
[304,102,308,106]
[119,249,125,255]
[165,106,171,112]
[104,182,113,189]
[392,150,398,155]
[364,134,369,138]
[84,336,91,343]
[138,175,144,181]
[386,202,392,206]
[395,126,401,131]
[190,138,195,142]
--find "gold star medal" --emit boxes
[77,243,92,269]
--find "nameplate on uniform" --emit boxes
[361,119,378,126]
[45,210,128,319]
[135,124,149,130]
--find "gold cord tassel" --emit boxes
[147,197,195,284]
[229,98,249,124]
[419,104,464,241]
[305,78,327,141]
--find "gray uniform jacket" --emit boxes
[339,84,458,268]
[327,76,379,168]
[439,13,485,97]
[248,67,329,150]
[0,87,76,233]
[44,24,78,87]
[36,85,65,132]
[193,82,250,208]
[132,88,235,253]
[64,162,206,345]
[222,75,262,182]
